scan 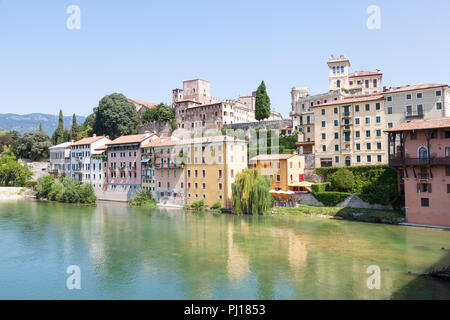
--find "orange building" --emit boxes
[249,154,305,192]
[386,118,450,227]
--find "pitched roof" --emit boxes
[349,70,382,77]
[71,135,107,147]
[49,141,73,149]
[128,98,158,108]
[250,154,296,161]
[385,118,450,132]
[142,136,247,148]
[317,94,384,107]
[383,84,448,94]
[106,133,155,146]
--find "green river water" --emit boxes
[0,200,449,299]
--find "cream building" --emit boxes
[314,94,387,167]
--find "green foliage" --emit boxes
[329,168,355,192]
[52,109,66,145]
[311,182,331,193]
[315,165,400,206]
[93,93,138,139]
[70,113,79,141]
[143,103,175,123]
[232,168,273,215]
[210,202,222,210]
[35,176,96,204]
[255,81,271,121]
[14,131,52,161]
[0,151,32,187]
[313,192,351,206]
[35,176,55,199]
[129,188,156,207]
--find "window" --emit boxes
[365,80,369,88]
[366,130,371,138]
[337,80,341,88]
[355,105,360,112]
[276,175,281,182]
[335,144,339,151]
[436,90,442,97]
[357,155,361,162]
[367,155,372,163]
[365,117,370,124]
[376,129,381,137]
[231,169,234,178]
[202,183,206,189]
[373,79,378,88]
[388,123,393,128]
[334,120,338,126]
[321,109,325,115]
[377,155,382,162]
[355,118,360,125]
[334,108,338,114]
[322,121,326,128]
[406,94,412,100]
[387,96,392,102]
[421,198,429,207]
[366,143,371,150]
[376,103,380,110]
[322,133,326,140]
[437,102,442,110]
[417,92,423,99]
[356,131,360,138]
[387,107,392,114]
[334,132,339,139]
[322,145,326,152]
[365,104,370,111]
[377,142,382,150]
[335,156,339,163]
[445,166,450,176]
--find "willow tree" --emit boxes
[232,168,273,215]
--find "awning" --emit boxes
[141,158,150,163]
[288,181,313,187]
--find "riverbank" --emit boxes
[273,205,405,224]
[0,187,31,200]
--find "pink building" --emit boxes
[387,118,450,227]
[105,132,158,198]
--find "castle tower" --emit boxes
[328,55,350,92]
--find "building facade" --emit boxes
[249,154,305,191]
[313,94,387,167]
[70,135,110,183]
[386,118,450,227]
[48,141,73,178]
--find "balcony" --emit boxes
[389,157,450,167]
[342,112,351,117]
[405,111,424,119]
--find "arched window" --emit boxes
[341,65,344,73]
[332,66,336,74]
[418,146,428,159]
[345,156,351,166]
[337,80,341,88]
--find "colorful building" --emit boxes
[386,118,450,227]
[249,154,305,192]
[48,141,73,178]
[105,132,157,200]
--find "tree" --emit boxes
[142,103,175,123]
[52,109,66,145]
[39,123,43,132]
[232,168,273,215]
[330,168,355,192]
[0,151,32,187]
[93,93,138,139]
[14,131,52,161]
[70,113,79,141]
[255,81,271,121]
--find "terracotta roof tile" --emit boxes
[128,98,158,108]
[383,84,448,94]
[349,70,382,77]
[385,118,450,132]
[71,135,107,146]
[317,94,384,107]
[107,133,156,146]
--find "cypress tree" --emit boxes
[255,81,271,121]
[70,113,79,141]
[39,122,43,132]
[52,109,65,145]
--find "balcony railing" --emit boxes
[405,112,424,119]
[389,157,450,167]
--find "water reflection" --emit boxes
[0,200,449,299]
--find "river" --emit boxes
[0,200,449,299]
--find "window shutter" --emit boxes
[428,184,432,193]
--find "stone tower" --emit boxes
[328,54,350,92]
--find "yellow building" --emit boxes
[184,136,248,208]
[249,154,305,191]
[313,94,387,167]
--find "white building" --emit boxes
[69,134,110,184]
[48,141,73,177]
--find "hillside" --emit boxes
[0,113,86,136]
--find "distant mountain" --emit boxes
[0,113,86,136]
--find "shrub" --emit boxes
[48,180,64,201]
[78,183,97,204]
[311,182,331,193]
[210,202,221,210]
[330,168,355,192]
[35,176,55,199]
[129,188,155,207]
[313,192,351,206]
[190,200,206,210]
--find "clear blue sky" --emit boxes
[1,0,449,118]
